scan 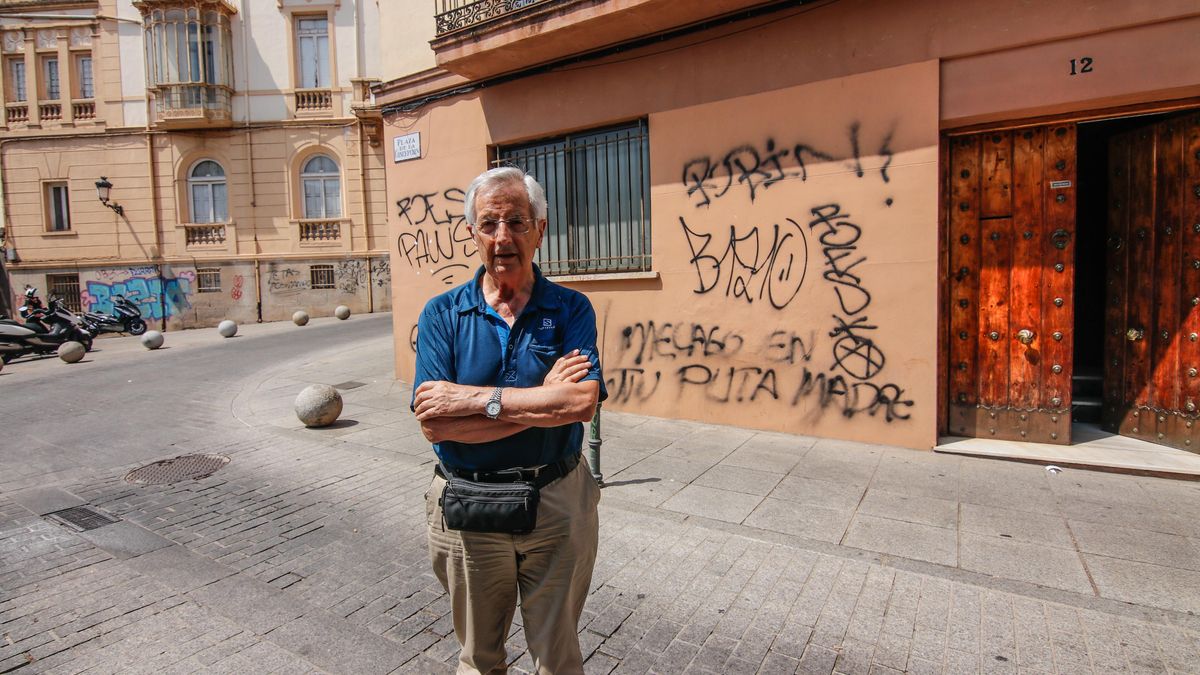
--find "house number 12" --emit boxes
[1069,57,1094,75]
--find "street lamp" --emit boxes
[95,177,124,216]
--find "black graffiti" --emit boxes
[793,368,913,422]
[605,367,662,404]
[397,188,466,228]
[620,321,744,366]
[371,258,391,287]
[335,260,367,293]
[682,124,894,207]
[766,330,816,364]
[829,315,885,380]
[808,203,870,315]
[677,365,779,404]
[395,188,477,277]
[680,216,808,310]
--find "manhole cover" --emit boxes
[124,454,231,485]
[46,506,119,531]
[333,380,366,391]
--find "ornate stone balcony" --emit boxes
[152,83,233,129]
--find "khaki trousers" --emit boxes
[426,459,601,675]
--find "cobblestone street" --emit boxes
[2,315,1199,674]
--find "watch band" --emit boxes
[486,386,504,419]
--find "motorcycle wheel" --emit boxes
[76,331,94,352]
[127,319,147,336]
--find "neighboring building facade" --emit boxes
[376,0,1200,455]
[0,0,390,329]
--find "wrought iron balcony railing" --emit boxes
[434,0,554,36]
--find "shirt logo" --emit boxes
[541,318,554,329]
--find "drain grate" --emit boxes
[333,380,366,391]
[124,454,231,485]
[46,506,119,532]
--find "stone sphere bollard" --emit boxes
[334,305,351,320]
[292,310,310,326]
[58,341,86,363]
[141,330,164,350]
[218,320,238,337]
[295,384,343,428]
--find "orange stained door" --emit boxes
[947,124,1077,444]
[1104,111,1200,452]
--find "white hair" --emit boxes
[463,166,548,225]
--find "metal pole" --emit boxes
[586,402,602,485]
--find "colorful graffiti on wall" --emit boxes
[81,267,193,320]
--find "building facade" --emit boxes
[0,0,390,329]
[376,0,1200,454]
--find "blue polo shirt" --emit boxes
[412,265,607,471]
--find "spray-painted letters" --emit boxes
[682,123,894,208]
[395,188,475,285]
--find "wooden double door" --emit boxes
[946,111,1200,452]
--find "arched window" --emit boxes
[188,160,228,223]
[301,155,340,218]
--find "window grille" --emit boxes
[9,59,26,101]
[197,268,221,293]
[76,55,93,98]
[495,120,651,275]
[43,57,59,100]
[46,182,70,231]
[47,273,80,312]
[310,264,335,289]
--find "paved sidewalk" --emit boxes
[3,319,1200,673]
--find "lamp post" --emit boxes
[95,177,124,216]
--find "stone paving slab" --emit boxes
[4,321,1200,673]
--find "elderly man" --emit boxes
[412,166,606,674]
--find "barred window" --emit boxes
[196,267,220,293]
[495,120,650,276]
[310,263,334,289]
[47,273,80,312]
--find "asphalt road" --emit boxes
[0,313,396,492]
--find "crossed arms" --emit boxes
[414,350,598,444]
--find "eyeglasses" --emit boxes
[476,216,534,236]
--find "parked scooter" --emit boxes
[17,285,44,319]
[0,296,95,363]
[81,294,148,336]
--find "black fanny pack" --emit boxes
[436,455,579,534]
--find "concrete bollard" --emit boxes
[334,305,351,320]
[58,341,86,363]
[141,330,165,349]
[218,320,238,337]
[292,310,310,326]
[294,384,343,428]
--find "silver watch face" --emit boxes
[486,400,502,417]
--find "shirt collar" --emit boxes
[454,263,559,315]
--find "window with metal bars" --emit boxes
[310,264,334,289]
[196,268,220,293]
[46,273,80,312]
[495,120,651,276]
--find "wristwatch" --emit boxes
[485,387,504,419]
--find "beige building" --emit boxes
[0,0,389,328]
[376,1,1200,458]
